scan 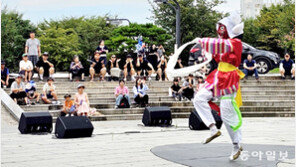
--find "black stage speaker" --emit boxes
[18,112,53,134]
[189,109,223,130]
[55,116,94,138]
[142,106,172,126]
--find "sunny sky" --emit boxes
[1,0,241,25]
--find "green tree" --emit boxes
[106,23,171,57]
[149,0,224,52]
[243,0,295,56]
[1,8,36,71]
[38,16,115,62]
[38,27,82,71]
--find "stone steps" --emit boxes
[20,100,295,112]
[30,81,295,87]
[7,75,295,121]
[52,95,294,103]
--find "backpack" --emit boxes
[118,96,130,108]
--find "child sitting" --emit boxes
[60,94,77,116]
[25,81,40,105]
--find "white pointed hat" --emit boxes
[216,11,244,39]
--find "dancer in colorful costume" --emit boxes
[193,12,245,160]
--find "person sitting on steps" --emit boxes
[69,55,85,82]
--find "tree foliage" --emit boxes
[149,0,224,51]
[1,8,36,72]
[38,16,116,68]
[106,23,172,56]
[38,27,82,71]
[243,0,295,56]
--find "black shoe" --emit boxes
[31,102,36,105]
[81,79,85,82]
[70,79,73,82]
[281,76,286,80]
[291,77,295,80]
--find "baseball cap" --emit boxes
[77,84,85,89]
[1,61,5,65]
[22,53,28,57]
[43,52,49,56]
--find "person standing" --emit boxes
[157,45,165,61]
[96,40,109,65]
[280,53,295,80]
[19,54,33,82]
[1,61,10,88]
[25,32,41,67]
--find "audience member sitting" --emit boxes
[36,52,54,81]
[10,75,28,105]
[243,54,259,82]
[114,79,131,109]
[19,54,33,82]
[89,51,106,82]
[107,55,121,81]
[123,54,136,82]
[41,77,58,104]
[175,58,184,69]
[74,84,90,116]
[133,77,149,107]
[25,81,40,105]
[135,54,155,81]
[157,56,168,81]
[171,78,182,101]
[60,94,77,116]
[1,61,10,88]
[280,53,295,80]
[69,55,85,82]
[181,74,195,101]
[96,40,109,65]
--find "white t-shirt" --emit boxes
[19,60,33,71]
[43,83,56,94]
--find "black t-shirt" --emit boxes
[126,61,135,71]
[281,59,294,71]
[171,84,181,92]
[36,59,50,76]
[91,58,103,72]
[137,59,149,70]
[106,60,117,74]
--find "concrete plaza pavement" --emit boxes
[1,108,295,167]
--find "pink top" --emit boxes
[114,86,129,96]
[75,92,88,105]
